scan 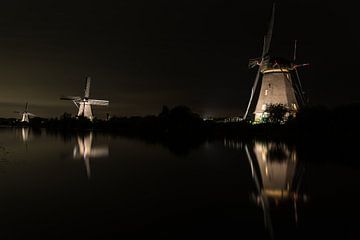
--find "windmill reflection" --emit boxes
[21,127,30,142]
[245,141,307,238]
[17,127,31,152]
[73,132,109,179]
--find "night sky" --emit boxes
[0,0,358,119]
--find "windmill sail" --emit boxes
[262,3,275,59]
[87,99,109,106]
[84,76,91,99]
[243,3,276,120]
[60,96,81,101]
[243,68,261,120]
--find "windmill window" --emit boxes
[262,104,267,110]
[265,90,268,95]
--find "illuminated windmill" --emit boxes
[73,132,109,179]
[14,102,36,123]
[61,76,109,121]
[243,3,308,122]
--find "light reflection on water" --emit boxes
[0,128,359,239]
[72,132,109,179]
[244,141,307,239]
[21,127,30,142]
[223,138,308,238]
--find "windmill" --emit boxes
[61,76,109,121]
[73,132,109,179]
[243,3,308,122]
[14,102,36,123]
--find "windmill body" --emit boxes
[244,4,307,122]
[254,59,299,121]
[77,101,93,119]
[61,77,109,120]
[15,102,35,123]
[21,111,36,123]
[21,113,30,123]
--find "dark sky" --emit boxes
[0,0,358,118]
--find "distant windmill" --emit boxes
[73,132,109,179]
[61,76,109,121]
[14,102,36,123]
[243,3,308,122]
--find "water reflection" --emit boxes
[245,141,307,238]
[72,132,109,179]
[15,127,32,151]
[223,138,243,150]
[17,127,42,143]
[21,127,30,142]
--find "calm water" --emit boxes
[0,127,359,239]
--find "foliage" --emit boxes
[266,103,290,124]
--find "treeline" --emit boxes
[3,106,206,136]
[1,103,360,139]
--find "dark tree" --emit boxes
[266,104,289,124]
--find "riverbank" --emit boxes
[2,104,359,140]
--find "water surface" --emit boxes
[0,127,359,239]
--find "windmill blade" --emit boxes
[293,40,298,62]
[84,76,91,98]
[290,71,304,106]
[294,68,306,105]
[294,68,304,92]
[249,58,261,68]
[60,96,81,101]
[277,63,305,107]
[88,99,109,106]
[243,68,261,120]
[25,102,28,112]
[262,2,276,58]
[27,112,36,117]
[294,63,310,69]
[14,111,21,114]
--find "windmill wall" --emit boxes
[254,70,298,121]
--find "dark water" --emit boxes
[0,127,359,239]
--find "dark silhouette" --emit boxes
[266,104,292,124]
[2,103,359,141]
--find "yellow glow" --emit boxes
[292,103,297,110]
[263,68,289,73]
[264,189,290,198]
